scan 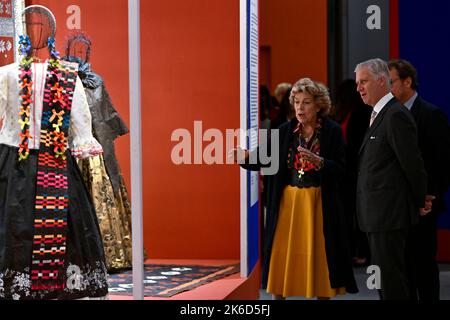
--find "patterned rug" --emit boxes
[107,264,240,297]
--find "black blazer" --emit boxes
[411,96,450,213]
[242,117,358,293]
[357,97,427,232]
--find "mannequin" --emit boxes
[63,32,133,272]
[0,6,108,300]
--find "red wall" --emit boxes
[139,1,240,259]
[389,0,399,59]
[260,0,328,93]
[28,0,241,259]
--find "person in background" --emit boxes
[389,59,450,300]
[271,88,294,130]
[271,83,293,129]
[331,79,372,267]
[260,85,273,131]
[274,82,292,105]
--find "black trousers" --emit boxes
[367,228,411,300]
[407,212,440,300]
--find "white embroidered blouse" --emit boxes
[0,61,102,158]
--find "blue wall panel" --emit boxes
[398,0,450,229]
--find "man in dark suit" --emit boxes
[354,58,429,300]
[388,59,450,300]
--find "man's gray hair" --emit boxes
[355,58,391,88]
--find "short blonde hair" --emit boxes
[274,82,292,103]
[289,78,331,117]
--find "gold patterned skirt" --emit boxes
[267,185,346,298]
[77,155,133,272]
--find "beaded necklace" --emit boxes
[291,118,322,180]
[18,35,62,161]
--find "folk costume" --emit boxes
[63,32,132,272]
[0,5,108,300]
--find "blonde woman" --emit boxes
[232,78,358,299]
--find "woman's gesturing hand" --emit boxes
[297,146,324,169]
[227,147,249,164]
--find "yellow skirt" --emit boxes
[267,185,346,298]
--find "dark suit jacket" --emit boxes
[357,97,427,232]
[411,96,450,213]
[242,117,358,293]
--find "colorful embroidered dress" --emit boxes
[0,59,108,300]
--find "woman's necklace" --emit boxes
[292,119,322,180]
[299,125,314,148]
[18,35,62,161]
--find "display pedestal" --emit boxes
[109,259,261,300]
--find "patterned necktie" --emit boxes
[370,110,378,127]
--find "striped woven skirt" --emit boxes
[0,144,108,300]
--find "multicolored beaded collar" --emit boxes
[291,117,322,179]
[17,35,65,161]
